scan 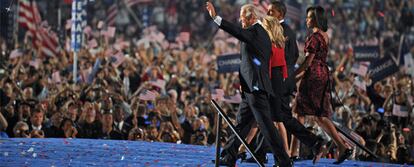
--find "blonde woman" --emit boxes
[238,15,289,162]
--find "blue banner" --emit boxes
[71,0,84,52]
[368,56,399,83]
[354,45,380,61]
[217,53,241,73]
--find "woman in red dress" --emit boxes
[237,15,290,161]
[294,6,353,164]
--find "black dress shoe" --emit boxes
[290,156,304,162]
[274,159,293,167]
[211,157,236,166]
[333,148,353,164]
[242,155,268,164]
[312,137,326,164]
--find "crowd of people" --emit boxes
[0,0,413,165]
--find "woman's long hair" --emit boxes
[262,16,285,48]
[306,6,328,32]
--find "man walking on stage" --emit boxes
[244,1,325,164]
[206,1,291,166]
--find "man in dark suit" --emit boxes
[246,1,325,164]
[206,2,291,166]
[113,104,132,139]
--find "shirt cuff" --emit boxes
[213,16,222,26]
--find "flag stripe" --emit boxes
[18,0,59,57]
[107,4,118,26]
[286,4,301,21]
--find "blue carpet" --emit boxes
[0,138,411,167]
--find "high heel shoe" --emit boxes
[312,137,326,164]
[333,148,353,164]
[237,152,247,161]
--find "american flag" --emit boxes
[221,93,242,104]
[106,2,118,26]
[18,0,40,37]
[38,21,59,56]
[111,51,126,68]
[285,3,301,22]
[393,104,409,117]
[350,62,369,76]
[139,90,158,101]
[9,49,23,59]
[87,38,98,48]
[52,71,61,83]
[176,32,190,44]
[107,26,116,37]
[254,0,301,22]
[29,58,41,69]
[125,0,152,7]
[149,79,166,89]
[81,68,91,83]
[18,0,59,57]
[211,89,224,100]
[253,0,269,18]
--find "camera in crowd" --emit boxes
[193,127,207,145]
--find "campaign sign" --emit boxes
[368,56,399,83]
[217,53,241,73]
[354,45,379,61]
[71,0,84,52]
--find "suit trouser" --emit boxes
[255,67,319,158]
[220,90,290,165]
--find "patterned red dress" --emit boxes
[296,31,333,117]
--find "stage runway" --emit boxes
[0,138,411,166]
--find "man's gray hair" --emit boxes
[241,4,258,19]
[13,121,28,135]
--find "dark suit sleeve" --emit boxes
[291,32,299,66]
[282,23,299,67]
[219,19,255,44]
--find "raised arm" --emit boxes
[383,93,393,111]
[354,87,371,106]
[206,1,255,44]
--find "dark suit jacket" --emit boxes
[120,71,141,94]
[114,121,132,139]
[219,19,274,96]
[281,22,299,95]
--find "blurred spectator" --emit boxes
[78,102,101,139]
[98,109,123,140]
[44,112,64,138]
[113,104,132,139]
[128,127,145,141]
[28,109,45,132]
[61,118,78,138]
[158,121,180,143]
[146,126,160,142]
[13,121,30,138]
